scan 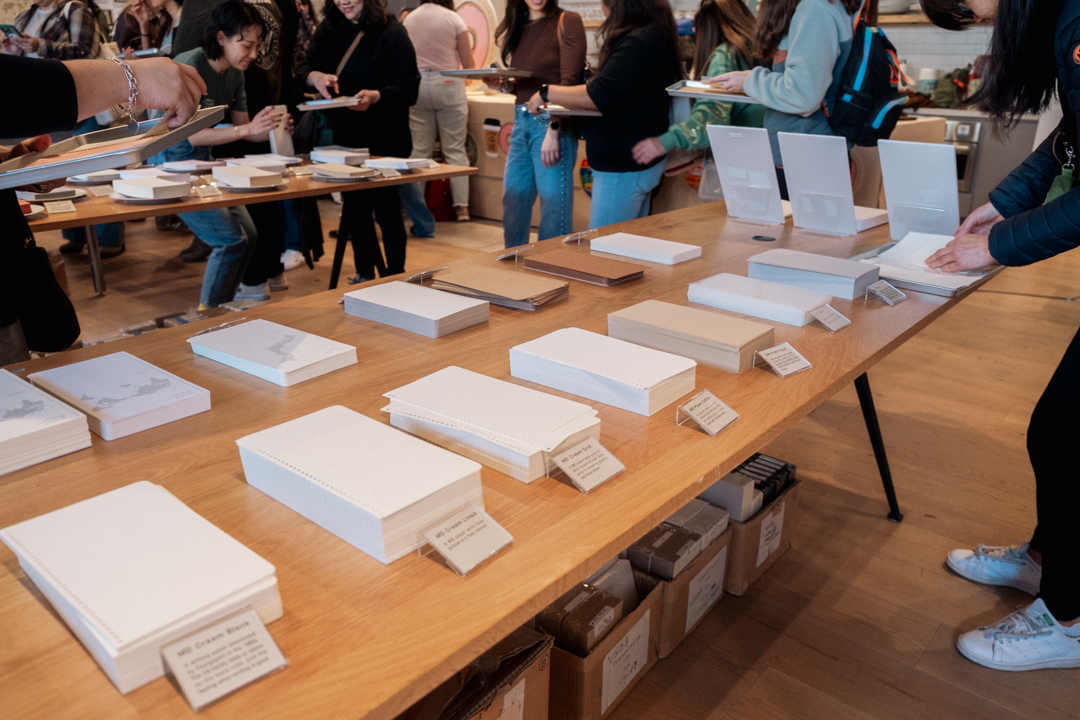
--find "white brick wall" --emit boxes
[884,24,994,78]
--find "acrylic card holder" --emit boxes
[753,342,812,378]
[777,132,858,236]
[706,126,785,225]
[417,503,513,577]
[675,389,739,436]
[878,139,960,240]
[541,436,625,494]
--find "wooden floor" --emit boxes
[35,208,1080,719]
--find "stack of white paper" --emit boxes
[0,369,90,475]
[509,327,696,416]
[0,481,281,694]
[212,165,283,188]
[859,232,987,293]
[161,160,224,173]
[364,157,429,171]
[28,352,211,441]
[310,162,376,180]
[384,366,600,482]
[688,273,831,327]
[590,232,702,265]
[71,168,122,182]
[187,319,357,386]
[119,167,172,179]
[748,248,879,300]
[608,300,775,374]
[237,406,483,563]
[244,153,301,165]
[112,176,191,199]
[343,281,489,338]
[311,146,370,165]
[226,157,288,174]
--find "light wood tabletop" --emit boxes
[0,203,967,720]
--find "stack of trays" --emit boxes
[310,146,369,165]
[522,248,645,286]
[688,273,831,327]
[0,369,91,476]
[343,281,489,338]
[431,266,568,310]
[590,232,702,265]
[212,164,283,189]
[747,248,879,300]
[15,187,82,202]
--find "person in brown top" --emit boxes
[493,0,585,247]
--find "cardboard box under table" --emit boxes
[722,479,801,597]
[656,527,732,658]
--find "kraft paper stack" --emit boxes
[343,281,489,338]
[688,273,831,327]
[0,369,91,475]
[432,266,569,311]
[747,248,878,300]
[522,249,645,286]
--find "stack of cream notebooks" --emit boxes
[343,281,489,337]
[590,232,702,265]
[748,248,879,300]
[28,352,210,441]
[384,366,600,482]
[0,369,91,475]
[236,406,483,564]
[0,481,281,694]
[187,319,357,386]
[608,300,775,374]
[688,273,831,327]
[431,266,569,311]
[510,328,696,416]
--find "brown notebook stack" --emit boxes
[430,266,568,310]
[522,249,646,286]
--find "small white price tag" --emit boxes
[755,501,786,567]
[422,503,513,576]
[551,438,625,493]
[161,607,287,712]
[87,185,113,197]
[376,168,401,178]
[195,185,223,197]
[44,200,76,214]
[756,343,812,378]
[677,389,739,436]
[808,304,851,333]
[867,279,906,305]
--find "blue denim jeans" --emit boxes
[502,105,576,248]
[399,182,435,238]
[589,162,666,230]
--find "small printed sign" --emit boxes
[552,438,625,494]
[755,501,786,567]
[422,503,513,576]
[601,610,650,713]
[756,343,812,378]
[808,304,851,333]
[678,390,739,436]
[686,546,727,633]
[87,185,113,197]
[867,279,906,305]
[44,200,77,214]
[195,185,223,198]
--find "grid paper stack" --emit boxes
[590,232,702,265]
[688,273,831,327]
[344,281,489,338]
[747,248,879,300]
[0,369,90,475]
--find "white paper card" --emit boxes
[552,438,625,493]
[88,185,113,197]
[161,607,287,711]
[44,200,76,214]
[867,280,907,305]
[808,304,851,332]
[686,546,727,633]
[756,343,812,378]
[422,503,512,576]
[678,390,739,436]
[195,185,223,197]
[601,609,650,714]
[755,501,786,567]
[498,678,525,720]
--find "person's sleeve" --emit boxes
[987,125,1061,220]
[586,31,651,114]
[0,56,78,136]
[742,2,839,115]
[377,24,420,108]
[38,4,99,60]
[235,75,249,114]
[558,12,586,86]
[988,181,1080,266]
[659,46,737,152]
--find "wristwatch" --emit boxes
[539,84,549,103]
[548,119,561,131]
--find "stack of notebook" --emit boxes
[608,300,775,374]
[226,156,289,174]
[858,232,987,294]
[160,159,223,173]
[236,406,483,564]
[112,176,191,200]
[431,266,569,310]
[383,366,600,482]
[343,281,489,338]
[310,162,377,180]
[364,157,430,171]
[0,369,91,475]
[0,481,281,694]
[212,164,283,188]
[522,249,645,285]
[590,232,702,265]
[28,352,211,441]
[510,328,696,416]
[748,249,879,300]
[187,319,357,386]
[688,273,831,327]
[310,146,369,165]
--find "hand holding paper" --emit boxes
[925,234,999,273]
[954,201,1004,237]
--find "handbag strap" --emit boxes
[336,28,364,77]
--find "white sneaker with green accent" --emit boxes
[947,542,1041,596]
[957,598,1080,671]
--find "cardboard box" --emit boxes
[656,527,732,658]
[725,479,801,597]
[549,571,662,720]
[626,524,702,581]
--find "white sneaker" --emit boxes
[280,249,305,271]
[957,598,1080,671]
[233,282,270,301]
[268,272,288,291]
[947,542,1041,596]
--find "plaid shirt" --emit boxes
[14,0,100,60]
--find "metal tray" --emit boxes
[666,80,759,104]
[848,242,1003,297]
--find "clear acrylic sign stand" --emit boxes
[675,389,740,436]
[417,502,513,577]
[706,125,786,226]
[866,279,907,305]
[753,342,812,378]
[541,436,625,494]
[777,132,858,236]
[889,204,953,239]
[878,139,960,240]
[561,228,599,245]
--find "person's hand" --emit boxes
[540,126,560,167]
[526,91,545,115]
[122,46,137,60]
[130,0,152,31]
[244,105,282,137]
[925,234,1000,272]
[955,201,1003,236]
[1,35,22,55]
[284,113,295,135]
[9,35,40,54]
[632,137,666,165]
[481,76,502,89]
[129,57,207,128]
[349,89,380,111]
[1,135,67,192]
[709,70,750,93]
[308,71,339,99]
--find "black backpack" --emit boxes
[826,0,908,146]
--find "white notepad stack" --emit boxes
[364,157,430,171]
[431,266,569,310]
[310,162,376,180]
[343,281,489,338]
[111,176,191,199]
[310,146,369,165]
[608,300,775,374]
[0,481,281,694]
[28,351,211,441]
[510,327,696,416]
[860,232,986,293]
[384,366,600,482]
[187,319,357,386]
[747,248,879,300]
[212,164,283,188]
[590,232,702,265]
[0,369,90,475]
[688,273,831,327]
[236,406,483,564]
[226,156,288,174]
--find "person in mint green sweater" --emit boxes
[631,0,762,165]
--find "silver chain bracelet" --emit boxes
[108,56,140,133]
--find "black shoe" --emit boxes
[99,244,126,259]
[329,229,339,239]
[59,239,86,255]
[156,214,187,232]
[180,237,212,263]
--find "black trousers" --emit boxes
[242,201,286,286]
[339,186,406,280]
[1028,324,1080,621]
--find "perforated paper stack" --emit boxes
[343,281,489,337]
[747,248,878,300]
[590,232,702,265]
[688,273,831,327]
[0,369,90,475]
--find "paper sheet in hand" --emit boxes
[297,96,360,111]
[855,232,991,294]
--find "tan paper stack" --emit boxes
[522,249,645,286]
[311,162,376,180]
[111,176,191,199]
[212,164,282,188]
[431,266,568,311]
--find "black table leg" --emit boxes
[854,372,903,522]
[328,231,347,290]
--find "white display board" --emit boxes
[878,139,960,240]
[706,125,786,225]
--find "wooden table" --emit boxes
[0,203,966,720]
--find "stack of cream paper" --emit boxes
[590,232,702,265]
[0,369,91,475]
[187,319,357,386]
[161,159,223,173]
[226,156,289,174]
[310,162,376,180]
[608,300,775,374]
[688,273,831,327]
[236,406,483,564]
[364,157,429,171]
[384,366,600,482]
[748,248,879,300]
[212,164,282,188]
[28,352,211,441]
[311,146,369,165]
[343,281,489,338]
[0,481,281,694]
[860,232,986,292]
[510,327,696,416]
[112,176,191,199]
[431,266,568,310]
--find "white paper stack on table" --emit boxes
[15,187,81,202]
[187,319,357,386]
[748,248,879,300]
[70,168,122,183]
[608,300,775,374]
[119,167,173,179]
[111,175,192,200]
[0,369,91,476]
[859,232,988,294]
[343,281,489,337]
[688,272,831,327]
[590,232,702,265]
[384,366,600,482]
[28,351,211,440]
[0,481,281,694]
[310,146,370,165]
[510,327,696,416]
[364,157,430,171]
[161,159,224,173]
[309,162,377,180]
[226,156,289,174]
[431,266,568,310]
[212,164,283,188]
[236,405,483,564]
